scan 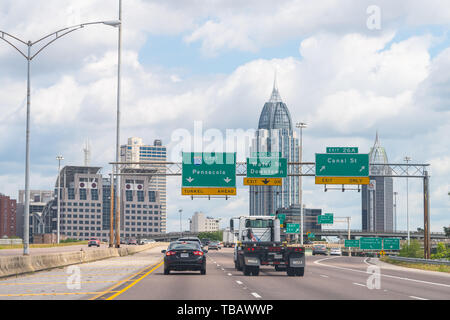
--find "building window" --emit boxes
[137,191,144,202]
[80,189,87,200]
[148,191,156,202]
[126,190,133,202]
[68,188,75,200]
[91,189,99,201]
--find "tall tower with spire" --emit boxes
[249,76,299,215]
[361,132,394,232]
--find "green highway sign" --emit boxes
[326,147,359,154]
[286,223,300,234]
[345,239,360,248]
[360,237,382,250]
[315,153,369,177]
[317,213,333,224]
[383,238,400,250]
[307,232,315,239]
[277,214,286,225]
[182,152,236,188]
[247,156,287,178]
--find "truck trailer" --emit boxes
[230,216,305,277]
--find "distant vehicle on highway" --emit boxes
[330,247,342,256]
[140,239,156,245]
[312,244,328,255]
[88,238,100,247]
[178,237,203,248]
[208,241,221,250]
[201,238,210,246]
[162,241,207,275]
[126,238,138,245]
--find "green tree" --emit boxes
[399,239,423,258]
[197,231,223,241]
[431,243,449,260]
[444,226,450,238]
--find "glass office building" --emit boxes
[361,133,394,232]
[249,80,299,215]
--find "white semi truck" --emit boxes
[222,228,236,248]
[230,215,305,277]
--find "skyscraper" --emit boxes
[120,137,167,232]
[249,78,299,215]
[361,132,394,232]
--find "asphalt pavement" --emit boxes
[0,246,449,300]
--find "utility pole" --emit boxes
[56,155,64,244]
[296,122,307,245]
[404,156,411,245]
[179,209,183,236]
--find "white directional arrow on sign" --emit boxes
[186,177,194,183]
[319,166,326,172]
[359,166,366,172]
[224,177,231,183]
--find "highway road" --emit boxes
[0,246,448,300]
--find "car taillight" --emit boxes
[193,251,204,256]
[166,251,176,256]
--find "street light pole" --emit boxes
[296,122,307,245]
[0,20,120,255]
[114,0,123,248]
[393,191,398,232]
[56,155,64,244]
[404,156,411,245]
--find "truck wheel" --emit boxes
[296,267,305,277]
[251,267,260,276]
[235,261,242,271]
[164,268,170,275]
[200,268,206,275]
[286,267,296,276]
[243,265,251,276]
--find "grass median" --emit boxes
[0,241,89,250]
[380,256,450,273]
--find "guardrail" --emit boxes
[388,256,450,266]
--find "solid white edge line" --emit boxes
[353,282,366,287]
[409,296,428,300]
[314,256,450,288]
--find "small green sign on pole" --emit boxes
[317,213,333,224]
[286,223,300,234]
[360,237,382,250]
[345,239,359,248]
[383,238,400,250]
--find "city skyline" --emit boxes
[0,0,449,234]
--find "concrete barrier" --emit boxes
[0,242,167,279]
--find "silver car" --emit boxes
[330,247,342,256]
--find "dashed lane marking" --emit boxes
[251,292,262,299]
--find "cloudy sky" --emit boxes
[0,0,449,232]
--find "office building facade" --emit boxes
[189,212,220,233]
[249,79,299,215]
[361,133,394,232]
[0,194,16,238]
[121,137,167,233]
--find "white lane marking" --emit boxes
[227,273,232,276]
[363,258,372,266]
[353,282,366,287]
[314,256,450,289]
[236,281,243,285]
[251,292,262,299]
[221,268,225,271]
[217,264,221,267]
[410,296,428,300]
[320,274,329,278]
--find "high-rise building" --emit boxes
[16,190,53,238]
[120,137,167,232]
[0,194,17,238]
[249,78,299,215]
[189,212,220,233]
[361,133,394,232]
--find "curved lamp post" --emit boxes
[0,20,120,255]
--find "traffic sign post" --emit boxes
[315,153,369,177]
[246,155,287,178]
[383,238,400,250]
[360,237,382,250]
[344,239,359,248]
[286,223,300,234]
[317,213,333,224]
[182,152,236,195]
